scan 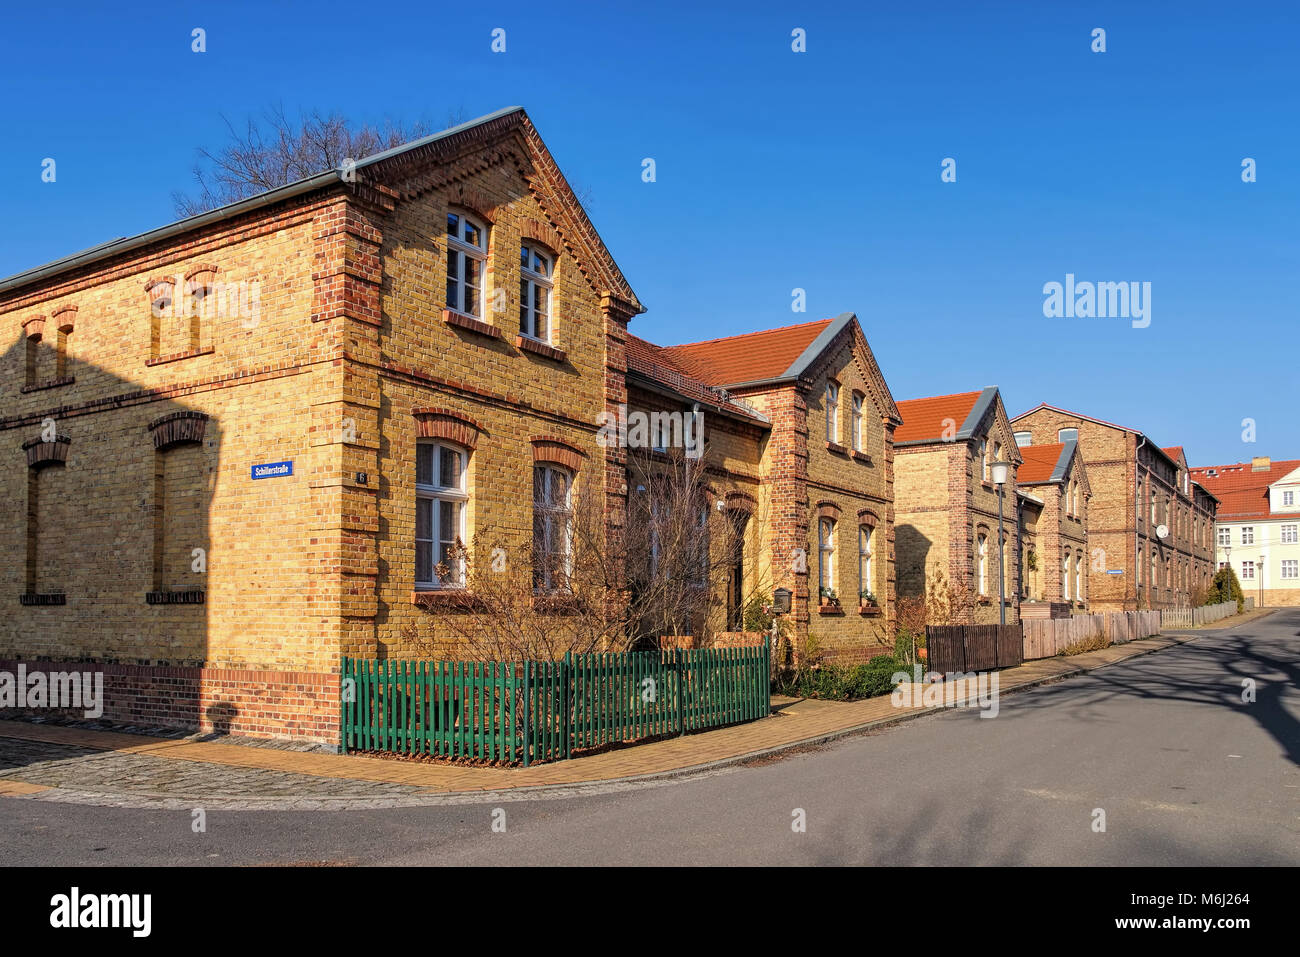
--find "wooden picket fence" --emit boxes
[340,644,770,766]
[924,624,1024,675]
[1160,601,1237,630]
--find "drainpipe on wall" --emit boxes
[1135,434,1146,611]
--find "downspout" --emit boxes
[1135,434,1146,610]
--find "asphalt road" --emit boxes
[3,610,1297,866]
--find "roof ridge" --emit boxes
[661,317,833,351]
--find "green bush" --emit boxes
[1205,566,1245,612]
[781,654,907,701]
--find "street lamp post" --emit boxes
[991,460,1011,626]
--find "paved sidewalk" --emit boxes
[0,611,1272,808]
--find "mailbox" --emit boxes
[772,587,792,614]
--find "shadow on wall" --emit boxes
[0,324,221,735]
[895,524,931,601]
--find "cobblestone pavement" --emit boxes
[0,614,1274,811]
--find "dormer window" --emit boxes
[519,242,553,341]
[446,211,487,318]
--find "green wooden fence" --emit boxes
[340,645,770,766]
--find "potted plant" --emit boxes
[859,589,880,615]
[818,587,840,608]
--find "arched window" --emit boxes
[1075,551,1083,602]
[519,242,553,341]
[533,464,573,593]
[825,383,839,444]
[446,210,487,317]
[818,518,836,598]
[851,392,865,452]
[977,534,988,596]
[858,524,873,600]
[416,441,468,588]
[1062,551,1071,600]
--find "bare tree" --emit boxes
[171,104,461,216]
[418,449,754,662]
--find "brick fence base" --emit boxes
[0,659,338,744]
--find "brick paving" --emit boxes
[0,614,1269,809]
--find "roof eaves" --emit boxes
[1050,439,1077,484]
[957,386,999,441]
[778,312,855,380]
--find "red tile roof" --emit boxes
[1018,443,1067,484]
[894,391,983,444]
[660,319,832,386]
[625,334,768,422]
[1189,458,1300,520]
[1162,446,1185,463]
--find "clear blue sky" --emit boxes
[3,1,1296,466]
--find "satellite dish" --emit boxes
[1156,524,1169,540]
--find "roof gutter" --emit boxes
[0,170,346,295]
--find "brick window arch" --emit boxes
[20,430,70,605]
[147,412,209,604]
[530,435,586,472]
[51,305,77,381]
[414,408,481,450]
[22,316,45,388]
[185,266,218,354]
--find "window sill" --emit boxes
[146,589,205,605]
[442,309,504,340]
[826,441,850,457]
[532,593,586,615]
[21,376,75,393]
[20,593,66,606]
[412,589,481,611]
[850,449,872,464]
[858,603,882,617]
[147,347,214,367]
[817,603,844,616]
[515,335,567,363]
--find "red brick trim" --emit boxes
[725,490,758,515]
[411,589,485,612]
[516,334,567,362]
[815,501,842,521]
[21,376,75,394]
[449,190,497,223]
[850,449,872,464]
[817,604,845,616]
[22,435,70,469]
[51,304,77,332]
[442,308,505,340]
[144,276,176,295]
[21,316,45,339]
[149,410,208,450]
[184,264,220,280]
[826,441,850,456]
[146,346,215,367]
[413,408,481,450]
[857,508,880,527]
[531,435,587,471]
[520,217,563,254]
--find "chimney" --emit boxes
[1251,456,1271,472]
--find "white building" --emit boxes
[1190,456,1300,607]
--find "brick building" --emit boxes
[1010,405,1217,610]
[0,107,900,742]
[893,388,1023,624]
[1016,440,1090,610]
[1190,456,1300,607]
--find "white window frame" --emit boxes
[1075,552,1083,601]
[1217,526,1230,547]
[851,392,864,452]
[1058,428,1078,443]
[415,441,468,589]
[446,210,487,318]
[1282,559,1299,580]
[1241,561,1255,581]
[858,525,872,599]
[1062,551,1071,601]
[977,534,988,596]
[1013,430,1032,447]
[1241,526,1255,546]
[533,465,574,593]
[818,518,836,597]
[826,383,840,444]
[519,241,553,342]
[1282,524,1298,544]
[1284,490,1295,507]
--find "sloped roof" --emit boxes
[660,318,833,387]
[1019,441,1074,485]
[1,107,643,314]
[1190,458,1300,520]
[625,335,768,423]
[895,389,990,444]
